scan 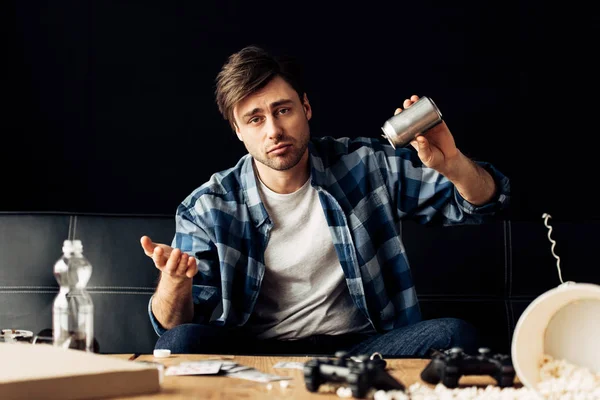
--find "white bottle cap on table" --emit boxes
[153,349,171,358]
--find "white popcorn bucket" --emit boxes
[511,281,600,390]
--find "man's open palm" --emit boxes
[140,236,197,280]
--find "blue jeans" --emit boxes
[154,317,478,357]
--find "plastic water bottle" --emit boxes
[52,239,94,351]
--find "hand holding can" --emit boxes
[381,96,443,148]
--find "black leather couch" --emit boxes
[1,211,597,355]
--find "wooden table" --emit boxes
[108,354,519,399]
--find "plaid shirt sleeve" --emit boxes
[368,138,510,225]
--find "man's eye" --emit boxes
[278,108,290,115]
[249,117,261,124]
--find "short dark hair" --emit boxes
[215,45,305,131]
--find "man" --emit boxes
[140,45,510,356]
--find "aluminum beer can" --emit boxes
[381,96,443,148]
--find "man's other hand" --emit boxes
[140,236,198,280]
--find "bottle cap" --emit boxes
[72,239,83,252]
[153,349,171,358]
[62,239,83,254]
[62,240,74,254]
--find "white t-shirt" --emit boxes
[248,176,374,340]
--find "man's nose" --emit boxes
[265,117,283,140]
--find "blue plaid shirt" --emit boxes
[149,136,510,336]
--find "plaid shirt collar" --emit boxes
[240,140,329,228]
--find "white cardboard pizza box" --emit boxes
[0,342,160,400]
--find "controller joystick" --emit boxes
[420,347,516,388]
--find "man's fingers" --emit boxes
[403,95,420,109]
[142,235,193,280]
[175,252,189,276]
[396,95,420,116]
[409,139,419,151]
[152,246,165,268]
[185,257,198,278]
[157,248,197,280]
[140,236,156,257]
[163,248,181,273]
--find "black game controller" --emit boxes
[420,347,516,388]
[303,351,405,398]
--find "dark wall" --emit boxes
[6,1,598,221]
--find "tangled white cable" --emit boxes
[541,213,564,284]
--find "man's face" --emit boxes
[233,76,312,172]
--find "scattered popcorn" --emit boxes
[374,389,410,400]
[320,383,340,393]
[266,383,273,391]
[337,386,354,398]
[279,380,290,389]
[537,355,600,400]
[375,383,543,399]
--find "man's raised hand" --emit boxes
[140,236,197,280]
[394,94,459,173]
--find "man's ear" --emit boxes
[302,93,312,121]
